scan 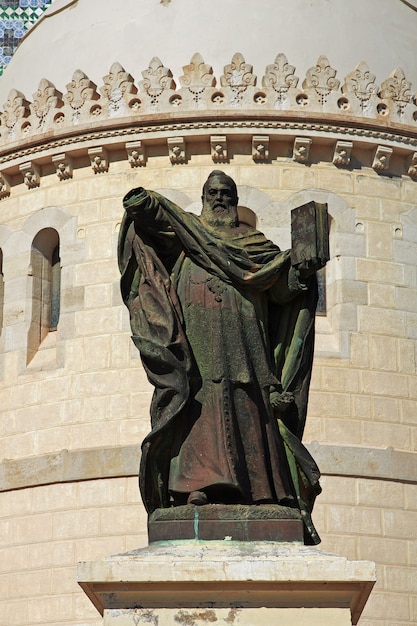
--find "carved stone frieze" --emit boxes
[64,70,100,124]
[263,53,299,91]
[293,137,312,163]
[0,54,416,148]
[220,53,257,107]
[52,153,73,180]
[262,53,299,108]
[1,123,417,197]
[407,152,417,178]
[31,79,63,130]
[180,53,215,89]
[179,53,216,108]
[88,147,109,173]
[372,145,392,171]
[380,68,412,104]
[379,68,412,121]
[0,172,10,199]
[210,135,227,163]
[342,62,379,115]
[252,135,269,161]
[221,53,256,88]
[100,62,138,117]
[126,140,146,167]
[168,136,186,164]
[0,53,415,182]
[333,141,353,166]
[303,56,340,105]
[19,161,40,188]
[2,89,31,138]
[140,57,176,109]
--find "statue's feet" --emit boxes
[187,490,208,505]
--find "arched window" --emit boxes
[27,228,60,363]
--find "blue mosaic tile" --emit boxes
[0,0,55,77]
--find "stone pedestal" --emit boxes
[78,541,375,626]
[148,504,304,542]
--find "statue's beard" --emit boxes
[200,204,239,229]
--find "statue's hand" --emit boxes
[295,256,326,280]
[123,187,149,215]
[269,389,295,412]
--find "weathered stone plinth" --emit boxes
[148,504,304,543]
[78,541,375,626]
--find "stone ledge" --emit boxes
[77,542,376,625]
[0,443,416,493]
[0,115,417,191]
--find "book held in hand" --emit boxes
[290,201,330,268]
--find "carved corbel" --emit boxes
[372,145,392,172]
[210,136,227,163]
[168,137,186,164]
[19,162,40,188]
[126,141,146,167]
[333,141,353,166]
[88,147,109,174]
[293,137,312,163]
[252,135,269,161]
[0,172,11,199]
[52,153,73,180]
[407,152,417,178]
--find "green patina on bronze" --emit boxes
[118,171,326,544]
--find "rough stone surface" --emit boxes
[78,542,375,625]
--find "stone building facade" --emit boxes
[0,1,416,625]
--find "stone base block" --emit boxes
[78,541,375,626]
[148,504,303,542]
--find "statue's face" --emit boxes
[201,174,238,225]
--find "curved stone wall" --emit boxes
[0,2,416,623]
[0,137,416,623]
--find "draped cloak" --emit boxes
[118,187,322,544]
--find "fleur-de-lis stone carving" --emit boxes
[303,56,340,104]
[179,53,215,89]
[262,53,299,91]
[221,53,256,88]
[31,79,63,127]
[342,62,378,104]
[380,68,411,104]
[101,62,137,100]
[64,70,99,111]
[140,57,176,93]
[2,89,30,131]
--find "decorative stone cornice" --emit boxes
[0,52,416,193]
[1,53,417,146]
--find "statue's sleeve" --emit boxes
[118,187,193,513]
[123,187,181,252]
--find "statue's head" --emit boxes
[201,170,239,227]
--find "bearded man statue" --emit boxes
[118,171,325,544]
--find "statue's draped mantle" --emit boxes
[118,189,321,544]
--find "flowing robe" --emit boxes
[118,187,321,543]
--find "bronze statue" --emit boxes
[118,171,327,544]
